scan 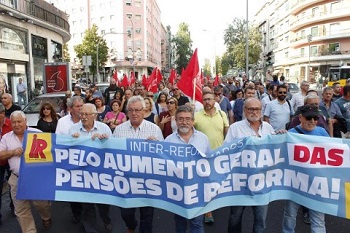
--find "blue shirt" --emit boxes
[165,128,211,157]
[289,125,329,137]
[69,120,112,137]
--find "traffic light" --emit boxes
[265,52,273,66]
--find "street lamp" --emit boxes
[128,16,136,77]
[96,32,130,82]
[307,34,312,81]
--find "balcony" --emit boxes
[0,0,70,41]
[290,6,350,32]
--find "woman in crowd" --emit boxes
[59,97,70,117]
[113,89,124,102]
[143,97,159,124]
[155,92,168,116]
[37,102,59,133]
[103,99,126,132]
[230,89,244,109]
[158,97,178,138]
[94,97,111,122]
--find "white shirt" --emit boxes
[224,119,275,143]
[55,113,79,135]
[69,121,112,137]
[113,120,164,140]
[290,92,306,111]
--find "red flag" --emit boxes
[156,68,163,83]
[169,69,176,85]
[177,48,202,103]
[142,74,148,88]
[200,70,204,85]
[120,73,129,87]
[130,72,136,85]
[147,68,158,93]
[213,74,220,86]
[112,70,120,86]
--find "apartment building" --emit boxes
[0,0,70,101]
[49,0,169,81]
[255,0,350,83]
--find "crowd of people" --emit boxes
[0,73,349,233]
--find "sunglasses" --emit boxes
[166,101,175,105]
[278,91,287,94]
[148,95,154,97]
[305,116,319,121]
[172,88,179,91]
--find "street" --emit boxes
[1,182,350,233]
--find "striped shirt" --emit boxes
[113,120,164,140]
[68,121,112,137]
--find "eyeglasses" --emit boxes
[245,107,261,113]
[127,108,143,113]
[166,101,175,105]
[177,117,193,123]
[147,95,154,97]
[214,93,221,96]
[203,98,214,102]
[172,88,179,91]
[305,115,319,121]
[79,112,96,117]
[278,91,287,94]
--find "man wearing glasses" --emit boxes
[113,95,163,233]
[165,105,211,233]
[282,105,328,233]
[172,85,189,106]
[69,103,113,232]
[263,84,294,130]
[225,97,286,233]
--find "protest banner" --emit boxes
[17,132,350,219]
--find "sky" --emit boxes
[157,0,265,67]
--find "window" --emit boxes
[330,23,340,35]
[101,30,105,35]
[135,15,141,20]
[331,1,340,13]
[126,14,132,19]
[135,40,142,47]
[100,16,105,22]
[301,48,305,57]
[110,28,116,33]
[312,7,319,17]
[126,0,132,6]
[127,40,132,47]
[135,0,141,7]
[311,46,318,56]
[110,15,115,21]
[300,30,305,39]
[329,42,340,52]
[311,27,318,37]
[135,28,141,34]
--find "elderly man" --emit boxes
[166,105,211,233]
[282,105,328,233]
[0,111,51,232]
[69,103,112,232]
[290,81,309,111]
[16,78,27,107]
[113,95,163,233]
[1,93,21,118]
[225,97,285,233]
[55,96,84,223]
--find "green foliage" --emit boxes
[221,52,231,75]
[172,23,193,74]
[62,43,70,62]
[74,24,108,75]
[223,18,262,71]
[202,58,211,77]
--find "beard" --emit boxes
[178,126,191,134]
[277,95,286,101]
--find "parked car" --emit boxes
[22,92,65,128]
[287,82,300,94]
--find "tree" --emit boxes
[172,23,193,74]
[202,58,212,77]
[62,43,70,62]
[74,24,108,76]
[224,18,262,71]
[221,52,231,76]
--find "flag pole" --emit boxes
[192,79,196,103]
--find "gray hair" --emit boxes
[67,96,84,108]
[300,80,309,87]
[243,97,262,108]
[304,94,320,104]
[126,95,146,109]
[175,105,194,119]
[10,110,26,120]
[0,103,5,113]
[83,103,97,113]
[322,86,333,94]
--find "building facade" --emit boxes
[255,0,350,84]
[0,0,70,101]
[49,0,169,82]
